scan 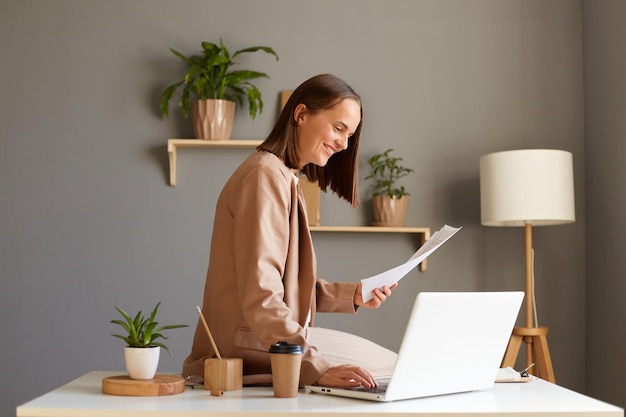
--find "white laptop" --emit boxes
[307,291,523,402]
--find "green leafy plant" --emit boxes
[365,148,415,197]
[160,39,279,120]
[111,302,188,356]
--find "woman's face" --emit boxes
[294,98,361,167]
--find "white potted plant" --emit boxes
[160,39,279,140]
[365,148,415,227]
[111,302,188,380]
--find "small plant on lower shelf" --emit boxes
[111,302,188,356]
[365,148,415,227]
[365,148,415,198]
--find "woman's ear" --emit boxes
[293,103,307,124]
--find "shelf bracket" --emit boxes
[167,140,178,186]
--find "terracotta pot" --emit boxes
[124,346,160,380]
[372,195,409,227]
[192,99,235,140]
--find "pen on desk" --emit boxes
[520,362,535,377]
[196,306,222,359]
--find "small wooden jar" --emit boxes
[204,358,243,396]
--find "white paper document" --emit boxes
[495,367,535,383]
[360,224,462,302]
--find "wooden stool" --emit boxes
[501,326,555,383]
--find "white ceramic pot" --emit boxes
[124,346,160,380]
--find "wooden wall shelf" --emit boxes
[310,226,431,271]
[167,139,262,186]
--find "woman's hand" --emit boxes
[354,282,397,309]
[315,364,378,388]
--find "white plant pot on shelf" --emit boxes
[124,346,160,380]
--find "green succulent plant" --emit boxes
[111,302,188,356]
[365,148,415,198]
[160,39,279,120]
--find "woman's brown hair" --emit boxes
[257,74,362,207]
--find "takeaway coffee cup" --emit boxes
[269,341,303,398]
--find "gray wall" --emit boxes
[583,0,626,408]
[0,0,617,415]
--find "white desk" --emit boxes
[17,371,623,417]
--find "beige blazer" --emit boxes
[182,151,358,386]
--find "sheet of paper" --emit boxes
[360,224,462,302]
[495,367,535,383]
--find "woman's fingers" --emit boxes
[371,284,395,307]
[316,365,378,388]
[354,283,398,309]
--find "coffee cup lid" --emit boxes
[269,341,303,354]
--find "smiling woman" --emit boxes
[182,74,398,390]
[293,98,361,168]
[260,74,364,208]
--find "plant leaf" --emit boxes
[169,48,194,66]
[159,82,183,119]
[232,46,279,61]
[156,323,189,332]
[149,302,161,322]
[110,319,131,334]
[151,342,173,356]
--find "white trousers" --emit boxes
[306,327,398,378]
[240,327,398,385]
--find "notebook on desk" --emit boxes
[307,291,523,402]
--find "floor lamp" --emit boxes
[479,149,575,383]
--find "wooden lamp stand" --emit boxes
[501,223,556,383]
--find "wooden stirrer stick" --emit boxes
[196,306,222,360]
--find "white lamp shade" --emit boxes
[480,149,575,227]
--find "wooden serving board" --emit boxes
[102,374,185,396]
